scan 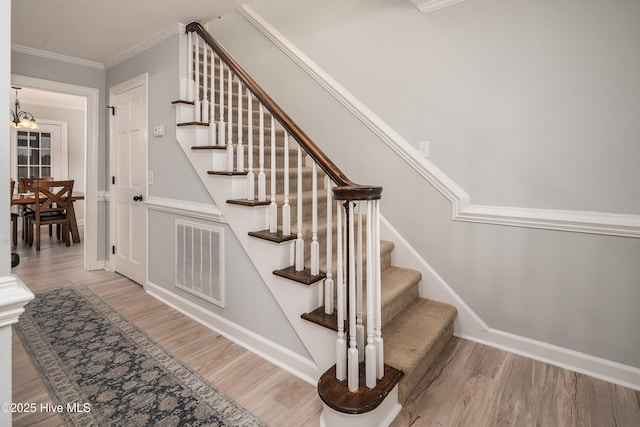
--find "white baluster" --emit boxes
[257,103,266,202]
[373,199,384,378]
[209,52,217,145]
[365,200,376,389]
[347,201,359,392]
[226,68,234,172]
[237,80,244,172]
[187,32,194,102]
[295,145,304,271]
[246,92,254,200]
[311,163,319,275]
[356,204,364,363]
[335,201,346,381]
[282,132,291,236]
[202,43,209,124]
[218,61,226,149]
[269,116,278,233]
[324,176,333,315]
[194,37,201,122]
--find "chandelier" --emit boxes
[9,87,38,129]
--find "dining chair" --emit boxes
[19,176,55,241]
[25,180,74,251]
[10,179,18,246]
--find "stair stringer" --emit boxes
[175,125,337,383]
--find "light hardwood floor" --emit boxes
[10,232,640,426]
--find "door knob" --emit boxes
[133,195,143,202]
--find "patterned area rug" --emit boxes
[15,285,266,427]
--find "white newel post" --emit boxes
[0,276,34,427]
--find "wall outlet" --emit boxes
[418,140,430,158]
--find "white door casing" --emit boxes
[109,74,148,286]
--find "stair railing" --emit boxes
[186,22,384,391]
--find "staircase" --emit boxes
[174,22,457,426]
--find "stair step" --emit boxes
[301,265,421,331]
[317,363,403,415]
[273,265,326,285]
[248,229,296,243]
[383,298,457,403]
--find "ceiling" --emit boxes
[11,0,246,67]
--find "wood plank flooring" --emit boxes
[10,232,640,426]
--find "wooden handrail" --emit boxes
[186,22,382,201]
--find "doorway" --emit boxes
[10,75,100,270]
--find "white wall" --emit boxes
[207,0,640,373]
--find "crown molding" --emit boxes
[411,0,470,14]
[104,23,185,69]
[238,5,640,238]
[11,44,105,70]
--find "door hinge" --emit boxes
[112,176,116,185]
[107,106,115,116]
[112,245,116,255]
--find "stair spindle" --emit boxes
[365,200,377,389]
[187,32,194,102]
[236,79,244,172]
[218,60,226,149]
[226,68,233,171]
[311,162,319,275]
[257,103,266,202]
[295,145,304,271]
[347,201,359,392]
[324,175,333,315]
[335,200,346,382]
[202,42,209,124]
[282,132,291,236]
[246,91,254,200]
[269,116,278,233]
[373,199,384,378]
[209,52,217,145]
[356,205,364,363]
[194,36,201,122]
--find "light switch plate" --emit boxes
[153,125,165,137]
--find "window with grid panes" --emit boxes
[17,130,52,179]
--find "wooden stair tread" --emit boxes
[177,121,209,126]
[248,229,296,243]
[226,199,271,207]
[317,363,403,415]
[206,170,248,176]
[192,145,227,150]
[273,265,326,285]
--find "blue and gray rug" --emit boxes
[15,285,266,427]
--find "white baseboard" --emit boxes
[145,281,319,385]
[379,215,640,391]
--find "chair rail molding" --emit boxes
[410,0,470,14]
[237,5,640,239]
[145,196,226,223]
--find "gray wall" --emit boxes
[208,0,640,369]
[106,35,309,357]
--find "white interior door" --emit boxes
[110,75,148,286]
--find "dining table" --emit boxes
[11,191,85,244]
